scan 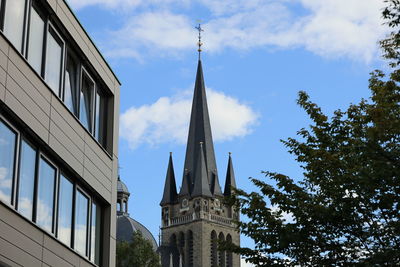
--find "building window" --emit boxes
[3,0,27,52]
[17,139,36,220]
[91,202,101,265]
[58,174,73,246]
[36,157,56,233]
[0,115,105,262]
[94,89,106,145]
[80,70,94,133]
[45,26,64,96]
[64,51,79,115]
[0,119,17,205]
[210,231,217,267]
[75,189,89,256]
[27,6,45,75]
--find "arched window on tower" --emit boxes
[122,200,126,213]
[170,234,179,267]
[226,234,233,267]
[218,232,225,267]
[117,200,121,212]
[178,232,185,266]
[210,231,217,267]
[187,230,194,267]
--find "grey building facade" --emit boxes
[0,0,120,266]
[159,60,240,267]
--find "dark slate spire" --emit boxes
[160,153,178,205]
[179,169,190,197]
[192,142,213,198]
[224,153,237,197]
[181,60,221,197]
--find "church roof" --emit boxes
[117,215,158,251]
[181,60,222,197]
[160,153,178,205]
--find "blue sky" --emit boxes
[67,0,387,264]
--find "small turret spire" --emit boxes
[224,152,237,196]
[160,153,178,205]
[192,142,212,198]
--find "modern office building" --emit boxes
[0,0,120,266]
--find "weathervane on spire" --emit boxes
[195,21,204,60]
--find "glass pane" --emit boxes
[27,7,45,74]
[80,73,94,132]
[17,140,36,219]
[58,175,73,246]
[0,121,17,205]
[36,158,56,232]
[64,54,78,114]
[3,0,26,51]
[75,190,89,256]
[94,92,101,141]
[91,202,101,264]
[45,30,63,95]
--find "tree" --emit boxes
[223,3,400,266]
[116,231,161,267]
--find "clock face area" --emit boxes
[182,198,189,208]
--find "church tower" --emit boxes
[159,36,240,266]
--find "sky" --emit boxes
[66,0,388,265]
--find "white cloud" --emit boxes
[270,205,295,223]
[91,0,387,62]
[120,88,258,149]
[67,0,141,10]
[241,258,256,267]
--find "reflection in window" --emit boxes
[0,121,17,205]
[75,190,89,256]
[64,53,79,114]
[36,157,56,232]
[3,0,26,51]
[45,28,63,95]
[58,175,73,246]
[94,91,104,144]
[91,202,101,264]
[80,72,94,132]
[27,7,45,74]
[17,140,36,219]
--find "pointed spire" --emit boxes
[181,60,219,198]
[224,152,237,197]
[179,169,190,196]
[192,142,213,198]
[160,153,178,205]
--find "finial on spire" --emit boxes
[195,22,204,60]
[229,152,232,156]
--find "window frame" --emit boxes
[44,22,65,98]
[15,136,38,221]
[0,115,20,208]
[56,172,75,247]
[63,48,81,117]
[25,1,48,77]
[34,153,59,235]
[79,67,96,134]
[74,185,91,258]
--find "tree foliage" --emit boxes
[116,231,160,267]
[224,3,400,266]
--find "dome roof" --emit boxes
[117,178,130,195]
[117,215,158,251]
